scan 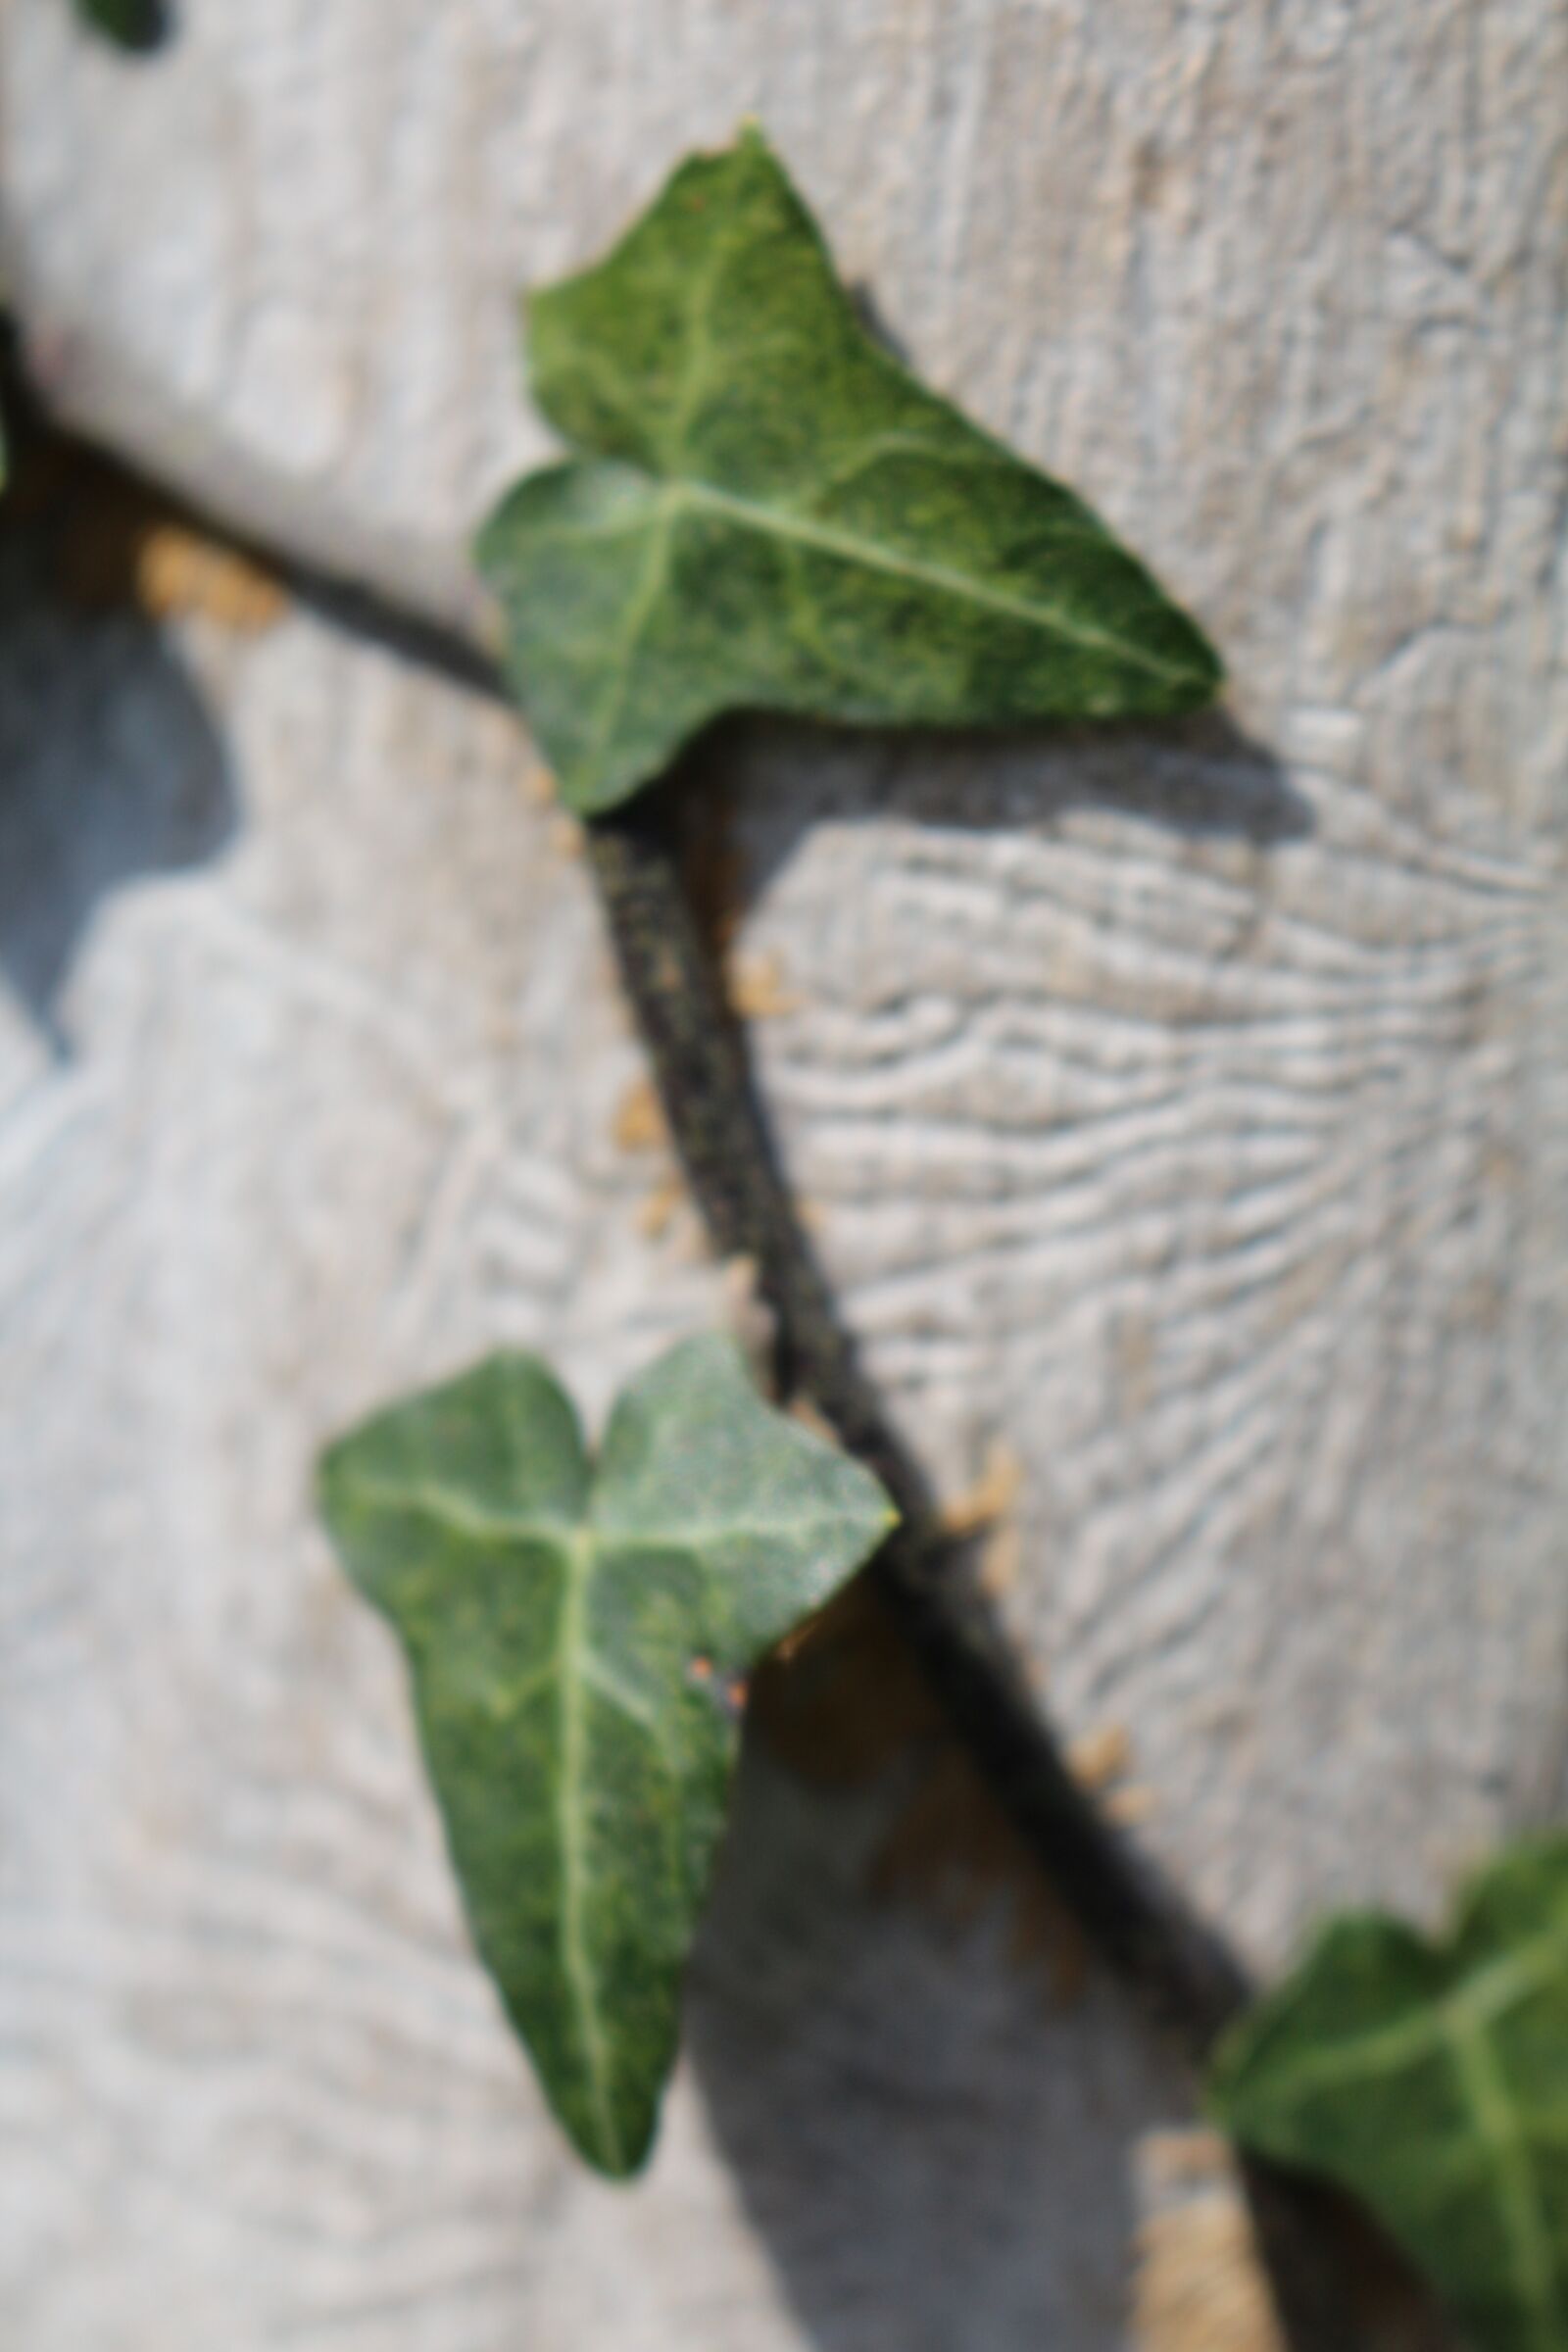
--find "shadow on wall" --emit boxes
[0,479,236,1049]
[674,702,1311,935]
[660,712,1318,2352]
[687,1710,1194,2352]
[0,418,1325,2351]
[281,548,1321,2349]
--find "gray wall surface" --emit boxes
[2,3,1564,2345]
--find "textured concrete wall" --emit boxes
[2,3,1565,2344]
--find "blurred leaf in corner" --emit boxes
[1211,1835,1568,2352]
[75,0,171,55]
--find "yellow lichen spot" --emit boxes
[134,523,286,633]
[612,1077,667,1153]
[725,950,802,1019]
[635,1173,685,1241]
[1133,2133,1284,2352]
[939,1438,1024,1539]
[978,1517,1021,1599]
[1067,1721,1133,1791]
[1104,1783,1160,1829]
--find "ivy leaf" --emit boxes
[318,1334,895,2178]
[1210,1837,1568,2352]
[476,126,1222,814]
[74,0,166,51]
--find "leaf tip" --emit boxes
[571,2109,658,2184]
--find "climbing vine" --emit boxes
[10,67,1540,2343]
[319,122,1229,2174]
[315,126,1568,2352]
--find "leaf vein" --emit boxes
[675,479,1199,682]
[557,1530,621,2172]
[1446,2002,1557,2350]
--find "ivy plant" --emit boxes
[321,123,1229,2180]
[4,48,1552,2316]
[476,126,1222,813]
[319,1335,894,2177]
[1211,1836,1568,2352]
[318,123,1557,2341]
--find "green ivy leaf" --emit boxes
[1210,1837,1568,2352]
[74,0,164,50]
[318,1334,894,2177]
[476,126,1222,814]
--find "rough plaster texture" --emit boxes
[0,566,1190,2351]
[1,1,1566,2344]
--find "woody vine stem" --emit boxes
[9,121,1472,2327]
[582,782,1437,2352]
[0,351,1452,2352]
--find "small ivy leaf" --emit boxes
[318,1334,895,2178]
[1210,1836,1568,2352]
[74,0,168,51]
[476,125,1223,815]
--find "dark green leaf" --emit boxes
[74,0,167,52]
[476,126,1223,814]
[318,1334,894,2177]
[1211,1837,1568,2352]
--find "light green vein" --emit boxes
[1446,2002,1557,2352]
[1235,1936,1568,2109]
[535,462,1200,693]
[674,478,1200,683]
[334,1476,575,1548]
[578,496,676,787]
[556,1528,620,2173]
[600,1506,896,1559]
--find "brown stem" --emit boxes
[588,788,1250,2049]
[2,366,1442,2348]
[587,783,1459,2352]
